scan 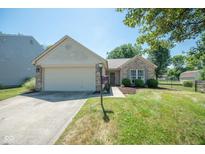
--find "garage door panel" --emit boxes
[44,67,95,91]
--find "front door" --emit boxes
[110,72,115,86]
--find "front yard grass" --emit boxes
[0,87,29,101]
[56,89,205,145]
[159,84,194,92]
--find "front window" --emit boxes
[138,70,144,81]
[130,69,136,84]
[130,69,145,84]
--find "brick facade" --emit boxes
[35,66,42,91]
[95,64,101,92]
[120,57,156,84]
[95,64,107,92]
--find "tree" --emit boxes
[148,45,171,79]
[167,68,177,80]
[200,67,205,80]
[107,43,144,59]
[118,9,205,49]
[186,33,205,69]
[171,55,186,80]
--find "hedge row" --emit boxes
[122,78,158,88]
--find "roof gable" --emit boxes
[121,56,157,69]
[107,56,156,70]
[107,58,130,69]
[32,35,107,67]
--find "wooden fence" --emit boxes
[195,80,205,93]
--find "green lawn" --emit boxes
[159,84,194,92]
[158,80,194,92]
[158,80,181,85]
[56,89,205,145]
[0,87,29,101]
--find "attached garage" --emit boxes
[32,35,107,92]
[43,67,96,91]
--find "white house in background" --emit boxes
[32,35,156,92]
[180,70,201,82]
[0,34,44,87]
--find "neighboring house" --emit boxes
[180,70,201,82]
[0,34,44,86]
[32,35,156,91]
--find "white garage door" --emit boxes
[44,67,95,91]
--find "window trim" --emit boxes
[130,69,145,83]
[130,69,137,84]
[137,69,145,82]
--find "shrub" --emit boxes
[183,81,193,87]
[134,79,144,87]
[22,77,36,91]
[122,78,131,87]
[147,79,158,88]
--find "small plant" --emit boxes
[122,78,131,87]
[134,79,144,87]
[22,77,36,91]
[147,79,158,88]
[183,81,193,87]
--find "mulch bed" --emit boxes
[119,87,137,94]
[119,87,174,95]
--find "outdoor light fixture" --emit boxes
[98,63,103,68]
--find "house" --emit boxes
[180,70,201,82]
[108,57,156,86]
[0,34,44,87]
[32,35,156,91]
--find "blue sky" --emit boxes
[0,8,197,58]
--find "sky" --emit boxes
[0,8,198,58]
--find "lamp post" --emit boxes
[98,63,107,120]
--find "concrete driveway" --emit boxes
[0,92,90,145]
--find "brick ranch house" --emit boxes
[32,35,156,91]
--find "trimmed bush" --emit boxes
[183,81,193,87]
[135,79,144,87]
[22,77,36,91]
[122,78,131,87]
[147,79,158,88]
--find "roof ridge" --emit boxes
[108,58,131,59]
[0,33,33,38]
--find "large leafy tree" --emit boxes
[107,43,144,59]
[118,9,205,49]
[186,33,205,69]
[148,45,171,79]
[170,55,186,80]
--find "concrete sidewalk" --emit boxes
[111,87,125,98]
